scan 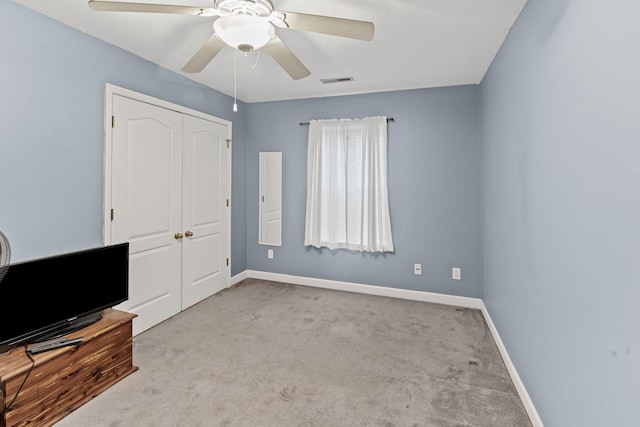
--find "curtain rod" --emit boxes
[299,117,394,126]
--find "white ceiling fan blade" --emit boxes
[263,36,311,80]
[279,11,374,41]
[181,35,226,73]
[88,0,215,15]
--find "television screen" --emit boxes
[0,243,129,348]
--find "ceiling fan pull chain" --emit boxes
[233,49,238,112]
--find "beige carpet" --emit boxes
[54,279,532,426]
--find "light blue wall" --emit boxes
[245,87,483,298]
[11,1,638,424]
[0,1,247,274]
[480,0,640,425]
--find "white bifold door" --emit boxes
[107,91,230,336]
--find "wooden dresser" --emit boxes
[0,309,138,427]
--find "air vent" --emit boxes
[320,76,355,84]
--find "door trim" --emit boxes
[103,83,232,289]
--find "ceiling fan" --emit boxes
[87,0,375,80]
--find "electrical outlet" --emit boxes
[414,263,422,275]
[268,249,274,259]
[452,267,461,280]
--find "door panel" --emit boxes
[111,94,183,336]
[181,114,228,310]
[128,246,174,330]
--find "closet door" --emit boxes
[181,115,228,310]
[110,94,183,336]
[107,87,232,336]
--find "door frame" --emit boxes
[102,83,232,290]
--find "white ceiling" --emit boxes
[13,0,527,103]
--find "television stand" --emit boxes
[0,309,137,427]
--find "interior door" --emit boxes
[110,94,183,336]
[181,114,229,310]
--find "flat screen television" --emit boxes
[0,242,129,352]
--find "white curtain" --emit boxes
[304,116,394,252]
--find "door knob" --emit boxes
[174,232,184,240]
[185,230,194,237]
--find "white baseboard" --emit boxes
[230,270,248,286]
[480,302,544,427]
[246,270,483,309]
[240,269,542,426]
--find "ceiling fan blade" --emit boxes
[279,11,374,41]
[88,0,214,15]
[181,35,226,73]
[263,36,311,80]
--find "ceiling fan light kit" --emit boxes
[87,0,374,80]
[213,14,274,53]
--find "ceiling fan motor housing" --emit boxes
[215,0,273,17]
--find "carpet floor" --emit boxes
[54,278,532,426]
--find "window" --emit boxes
[304,116,394,253]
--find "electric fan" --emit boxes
[0,230,11,284]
